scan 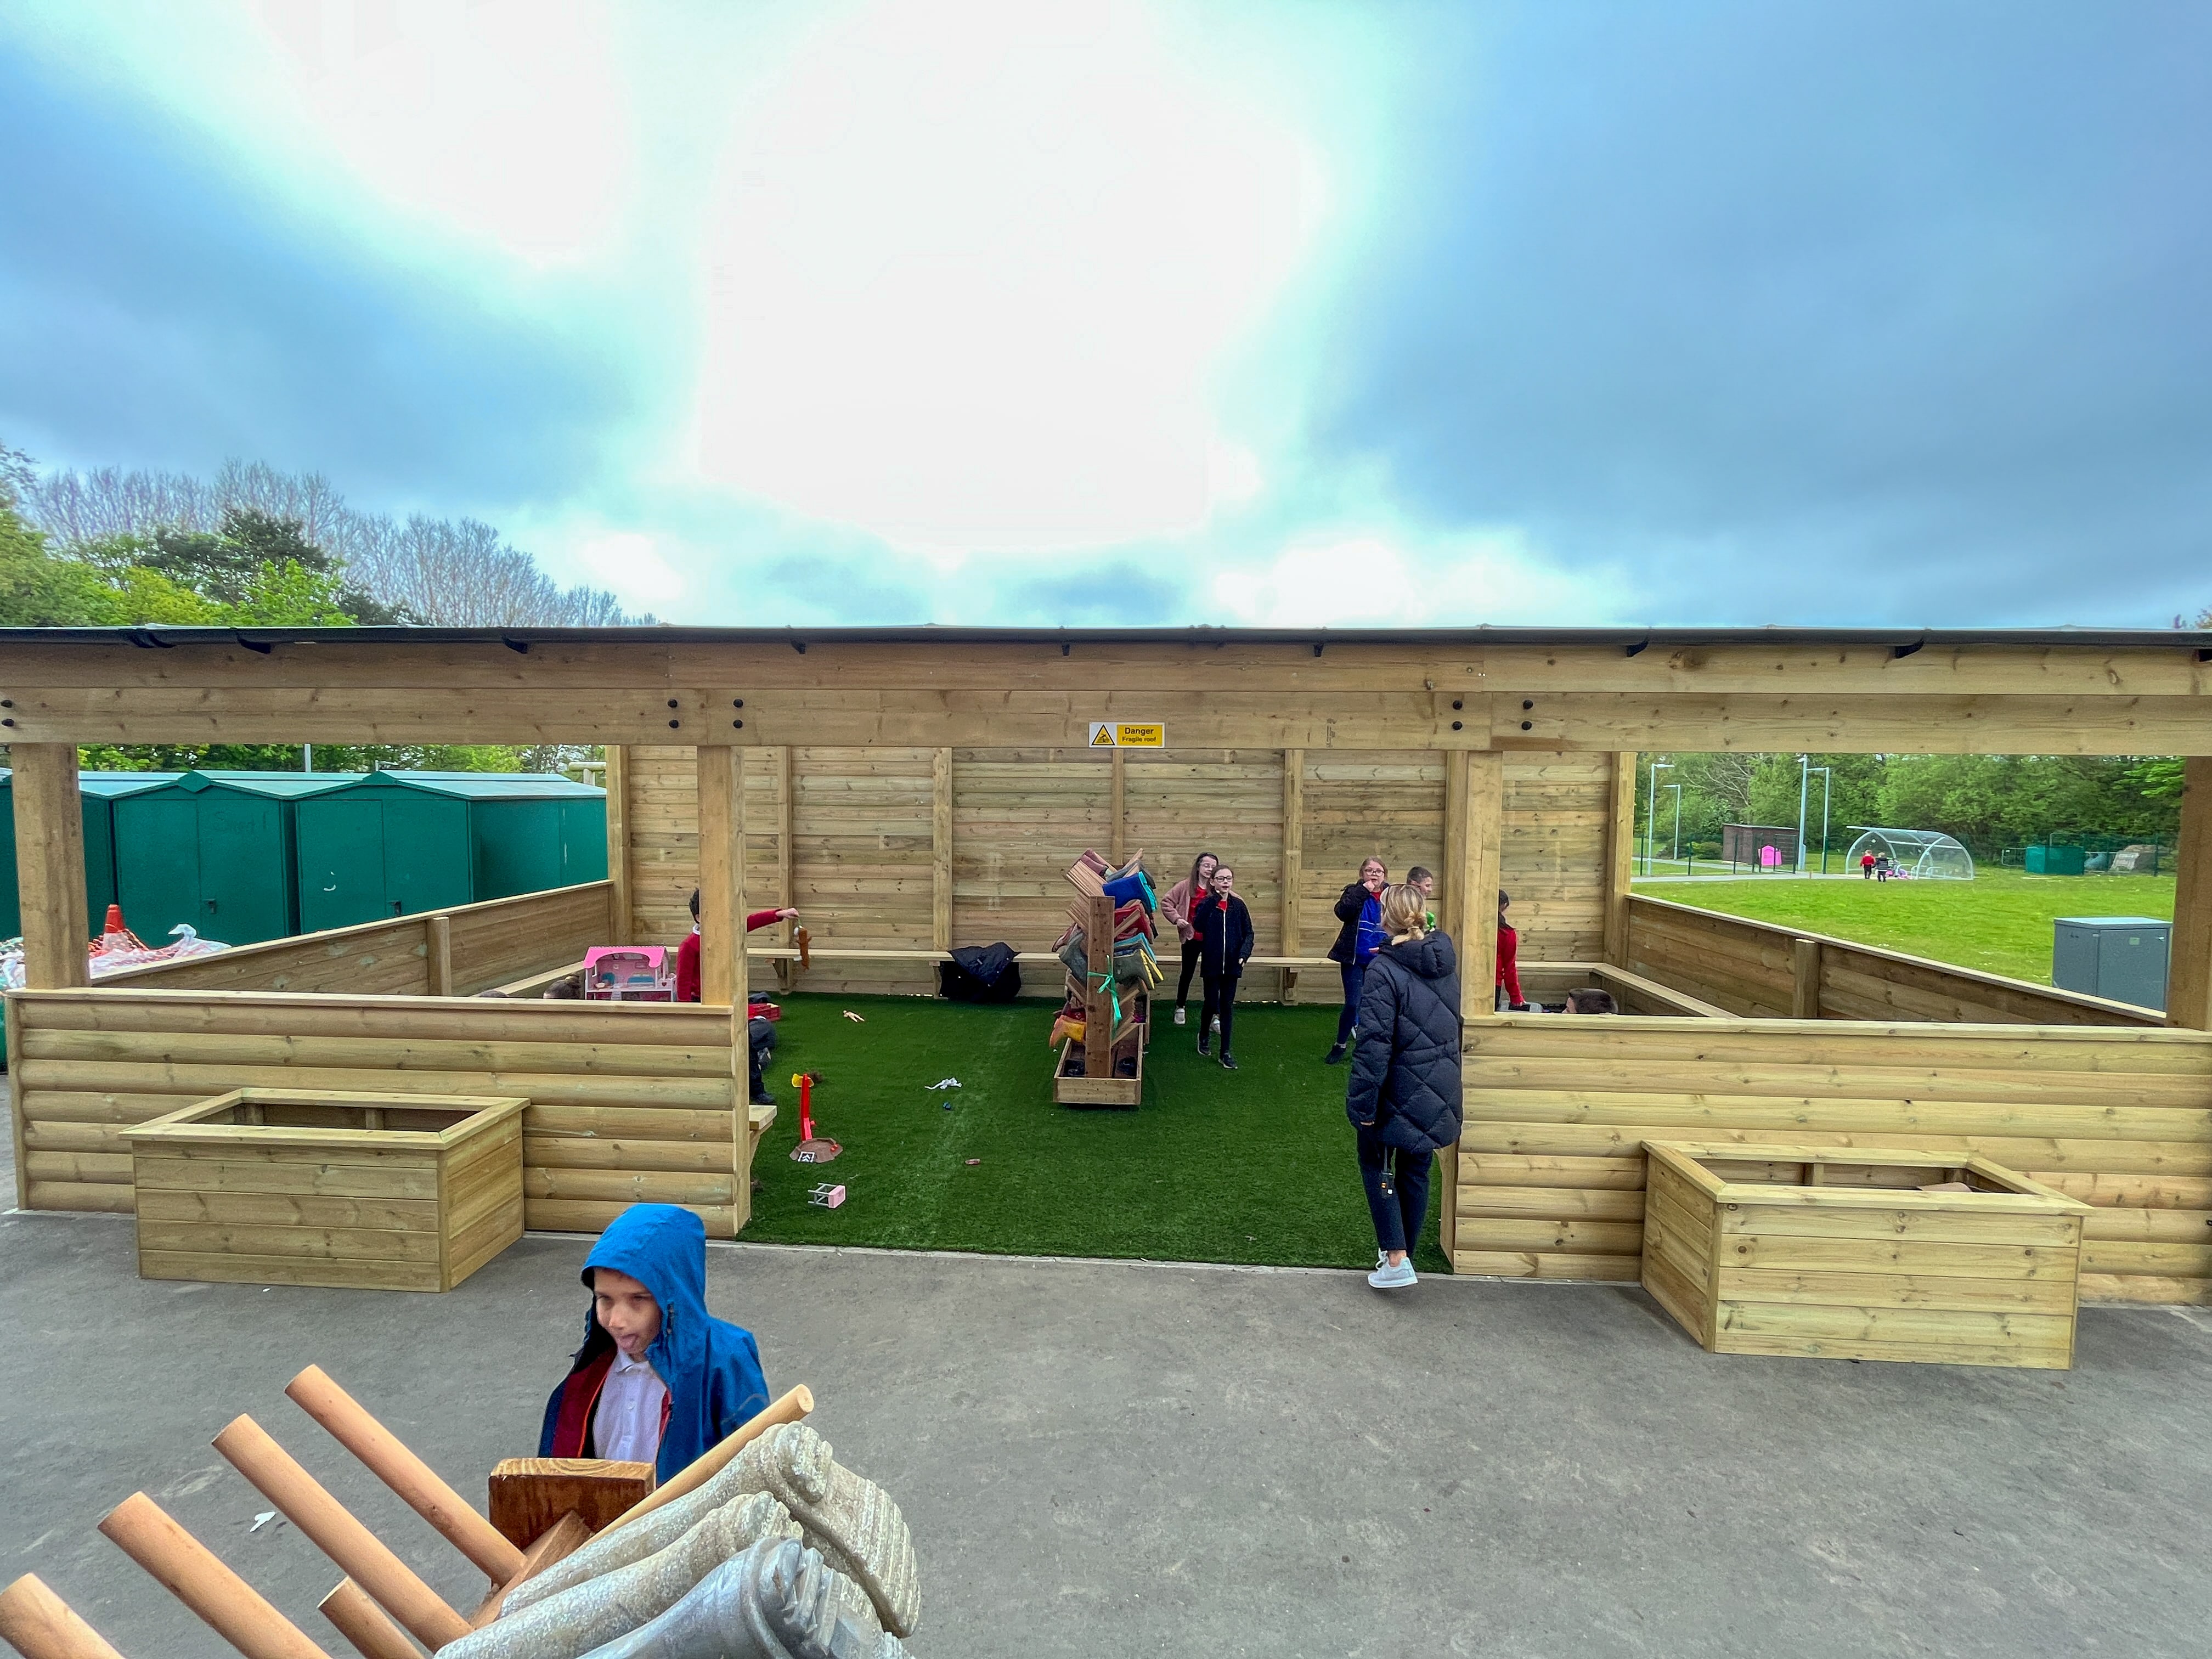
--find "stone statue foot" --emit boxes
[575,1538,909,1659]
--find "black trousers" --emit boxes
[1177,937,1201,1005]
[1357,1128,1432,1255]
[1200,970,1241,1054]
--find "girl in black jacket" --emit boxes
[1324,857,1387,1063]
[1192,864,1255,1070]
[1345,883,1463,1289]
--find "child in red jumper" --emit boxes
[674,888,798,1003]
[1496,889,1524,1011]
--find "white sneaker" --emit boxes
[1172,1007,1186,1026]
[1367,1259,1418,1290]
[1210,1016,1221,1033]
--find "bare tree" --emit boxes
[18,455,635,626]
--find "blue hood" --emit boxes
[542,1204,769,1481]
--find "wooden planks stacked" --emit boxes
[122,1089,526,1291]
[1499,753,1612,961]
[1622,894,2163,1026]
[1457,1014,2212,1305]
[1296,751,1446,962]
[1641,1141,2089,1367]
[92,883,616,1000]
[8,989,749,1235]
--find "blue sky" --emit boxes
[3,1,2208,629]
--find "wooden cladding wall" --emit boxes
[94,883,616,999]
[7,989,748,1236]
[1455,1015,2212,1305]
[614,746,1618,992]
[1622,895,2160,1026]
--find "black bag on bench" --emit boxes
[939,941,1022,1003]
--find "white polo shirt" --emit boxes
[593,1347,668,1464]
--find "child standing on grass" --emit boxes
[1159,851,1219,1028]
[539,1203,769,1481]
[1193,864,1255,1071]
[1325,857,1389,1065]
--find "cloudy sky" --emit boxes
[2,1,2207,629]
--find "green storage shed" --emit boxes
[113,771,358,946]
[292,771,607,933]
[0,770,179,940]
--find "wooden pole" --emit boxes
[931,747,953,952]
[98,1494,329,1659]
[1790,936,1823,1020]
[2166,755,2212,1029]
[1459,751,1505,1008]
[731,996,753,1237]
[425,915,453,999]
[778,746,797,923]
[602,744,630,945]
[598,1386,814,1537]
[1082,893,1114,1078]
[315,1584,415,1659]
[1443,751,1470,953]
[696,746,746,1008]
[1602,749,1637,966]
[1108,748,1126,862]
[211,1417,468,1651]
[13,744,88,990]
[285,1365,523,1583]
[1280,751,1303,1003]
[0,1575,128,1659]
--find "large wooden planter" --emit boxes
[122,1089,528,1292]
[1640,1141,2091,1369]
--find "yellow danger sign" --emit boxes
[1087,722,1165,748]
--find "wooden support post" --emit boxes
[212,1416,469,1651]
[1109,748,1126,862]
[602,744,630,945]
[696,746,746,1009]
[731,997,753,1237]
[98,1493,328,1659]
[777,746,797,919]
[1602,749,1637,966]
[1082,893,1114,1079]
[0,1575,128,1659]
[931,747,952,952]
[1281,751,1304,1003]
[1458,750,1505,1008]
[599,1386,814,1536]
[285,1365,523,1583]
[13,744,88,991]
[1790,935,1822,1020]
[316,1583,414,1659]
[2166,755,2212,1029]
[425,915,453,998]
[1444,751,1469,953]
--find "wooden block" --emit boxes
[488,1459,656,1549]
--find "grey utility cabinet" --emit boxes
[2052,917,2171,1011]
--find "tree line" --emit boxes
[1633,751,2180,864]
[0,442,622,775]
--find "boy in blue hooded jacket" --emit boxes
[539,1203,771,1481]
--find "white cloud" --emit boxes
[1209,529,1628,627]
[565,531,689,608]
[685,0,1326,553]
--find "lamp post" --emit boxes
[1646,760,1673,877]
[1664,783,1683,864]
[1808,766,1832,873]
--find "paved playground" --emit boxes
[6,1162,2211,1659]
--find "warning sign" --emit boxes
[1087,722,1166,748]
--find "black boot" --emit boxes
[1197,1034,1211,1058]
[1324,1042,1346,1064]
[1220,1053,1238,1071]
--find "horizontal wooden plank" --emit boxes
[135,1221,444,1263]
[1713,1266,2079,1314]
[1713,1299,2074,1348]
[133,1189,442,1231]
[137,1250,441,1291]
[1450,1250,1640,1280]
[1716,1206,2081,1245]
[1722,1235,2076,1279]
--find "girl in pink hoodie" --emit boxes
[1159,850,1219,1026]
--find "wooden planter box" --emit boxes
[1641,1141,2091,1369]
[122,1089,528,1292]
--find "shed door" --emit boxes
[383,797,472,915]
[116,798,203,942]
[198,796,292,944]
[297,799,390,932]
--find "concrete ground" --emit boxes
[5,1195,2211,1659]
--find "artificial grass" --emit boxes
[743,993,1449,1274]
[1636,867,2175,985]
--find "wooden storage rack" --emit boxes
[1054,891,1149,1108]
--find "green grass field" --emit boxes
[742,993,1448,1272]
[1634,867,2175,984]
